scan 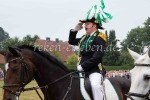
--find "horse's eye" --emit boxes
[144,75,150,80]
[12,67,19,72]
[13,60,17,64]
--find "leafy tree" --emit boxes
[119,17,150,66]
[103,30,121,66]
[66,54,78,69]
[118,51,134,66]
[50,50,63,62]
[66,54,78,65]
[121,27,145,53]
[0,27,9,42]
[2,34,40,51]
[0,27,9,49]
[121,17,150,53]
[2,37,22,51]
[144,17,150,27]
[143,17,150,46]
[22,35,40,45]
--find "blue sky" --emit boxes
[0,0,150,42]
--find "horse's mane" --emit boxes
[17,45,69,72]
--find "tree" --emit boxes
[66,54,78,65]
[50,50,63,62]
[0,27,9,49]
[121,17,150,53]
[2,37,22,51]
[121,27,146,53]
[119,17,150,66]
[66,54,78,69]
[103,30,121,66]
[22,34,40,45]
[119,51,134,66]
[2,34,40,51]
[144,17,150,27]
[143,17,150,46]
[0,27,9,42]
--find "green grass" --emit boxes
[0,80,44,100]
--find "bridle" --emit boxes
[126,90,150,100]
[126,63,150,100]
[2,56,78,100]
[3,57,32,96]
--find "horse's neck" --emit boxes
[35,69,70,100]
[34,74,50,99]
[32,57,71,99]
[32,55,68,79]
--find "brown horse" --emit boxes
[0,45,130,100]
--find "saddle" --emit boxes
[78,63,106,100]
[84,76,94,100]
[79,72,106,100]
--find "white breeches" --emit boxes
[89,73,103,100]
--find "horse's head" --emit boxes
[127,48,150,100]
[1,47,35,100]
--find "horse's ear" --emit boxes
[8,47,22,57]
[127,48,141,61]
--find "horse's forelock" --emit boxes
[4,63,9,72]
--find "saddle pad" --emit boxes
[79,73,91,100]
[104,79,119,100]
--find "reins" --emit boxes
[23,71,77,100]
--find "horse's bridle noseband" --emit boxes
[126,90,150,100]
[126,63,150,100]
[3,57,31,96]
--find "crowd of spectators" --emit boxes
[106,70,130,79]
[0,68,4,79]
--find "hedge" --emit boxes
[0,64,4,68]
[66,64,134,71]
[103,65,133,71]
